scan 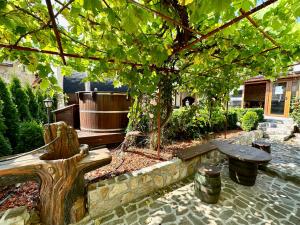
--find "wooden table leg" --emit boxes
[228,158,258,186]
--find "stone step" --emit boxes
[264,128,294,136]
[264,134,294,141]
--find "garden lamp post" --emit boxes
[44,97,53,124]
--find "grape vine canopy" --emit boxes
[0,0,300,151]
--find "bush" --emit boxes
[10,77,32,121]
[165,106,208,140]
[227,110,238,130]
[16,121,44,153]
[25,84,39,121]
[0,78,19,148]
[36,90,48,123]
[291,97,300,125]
[0,101,12,156]
[241,111,259,131]
[232,108,264,123]
[0,134,12,156]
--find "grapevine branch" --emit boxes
[240,9,279,47]
[45,0,66,64]
[173,0,278,55]
[0,43,178,73]
[128,0,203,36]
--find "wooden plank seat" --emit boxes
[211,140,271,186]
[175,143,217,161]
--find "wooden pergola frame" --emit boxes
[0,0,291,72]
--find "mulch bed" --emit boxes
[0,129,243,212]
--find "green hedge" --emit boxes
[0,100,12,156]
[16,121,44,154]
[241,111,259,131]
[165,107,264,140]
[232,108,264,123]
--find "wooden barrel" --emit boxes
[194,164,221,204]
[228,158,258,186]
[77,91,130,133]
[252,140,271,168]
[252,140,271,153]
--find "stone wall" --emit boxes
[87,150,221,219]
[86,130,263,219]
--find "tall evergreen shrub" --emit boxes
[10,77,32,121]
[0,78,19,148]
[36,90,48,123]
[0,100,12,156]
[25,84,39,121]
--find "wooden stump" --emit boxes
[252,140,271,153]
[0,122,112,225]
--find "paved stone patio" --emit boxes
[93,138,300,225]
[262,138,300,185]
[94,169,300,225]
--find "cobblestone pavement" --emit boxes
[96,168,300,225]
[94,138,300,225]
[262,137,300,184]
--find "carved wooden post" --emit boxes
[0,122,112,225]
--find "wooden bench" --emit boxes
[175,143,217,161]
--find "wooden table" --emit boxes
[211,140,272,186]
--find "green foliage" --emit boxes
[10,77,32,121]
[36,90,48,123]
[0,77,19,148]
[227,110,238,130]
[0,100,12,156]
[291,97,300,125]
[25,84,39,121]
[0,134,12,156]
[231,108,264,123]
[16,121,44,153]
[165,106,209,140]
[241,111,259,132]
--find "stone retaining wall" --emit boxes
[86,130,263,219]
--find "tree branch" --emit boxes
[0,43,178,73]
[45,0,66,65]
[173,0,278,55]
[128,0,203,36]
[240,9,279,47]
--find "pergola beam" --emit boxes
[240,9,279,47]
[0,44,177,73]
[174,0,278,55]
[45,0,67,65]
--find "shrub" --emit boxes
[241,111,259,131]
[291,97,300,125]
[16,121,44,153]
[232,108,264,123]
[227,110,238,130]
[10,77,32,121]
[25,84,39,121]
[36,90,48,123]
[0,135,12,156]
[165,106,208,140]
[0,101,12,156]
[0,77,19,148]
[247,108,264,122]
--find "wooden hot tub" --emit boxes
[77,91,130,133]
